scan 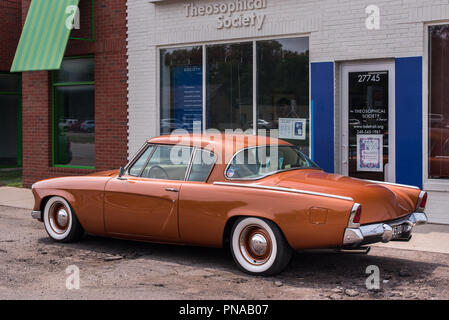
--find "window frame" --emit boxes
[424,22,449,191]
[51,55,95,169]
[0,72,22,168]
[157,35,311,156]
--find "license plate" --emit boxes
[393,224,406,238]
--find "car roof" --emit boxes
[147,133,291,153]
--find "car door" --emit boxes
[104,144,193,241]
[178,148,221,246]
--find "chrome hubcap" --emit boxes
[239,225,272,265]
[249,233,268,256]
[48,202,70,235]
[56,209,68,227]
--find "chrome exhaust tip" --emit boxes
[339,246,371,254]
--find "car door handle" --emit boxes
[165,188,179,193]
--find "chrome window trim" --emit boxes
[183,147,197,181]
[124,142,149,171]
[365,180,420,190]
[213,182,354,201]
[224,145,320,181]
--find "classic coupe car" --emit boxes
[31,134,428,275]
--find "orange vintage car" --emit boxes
[31,134,428,275]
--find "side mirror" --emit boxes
[118,167,126,180]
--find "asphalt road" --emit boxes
[0,205,448,300]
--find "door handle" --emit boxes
[165,188,179,193]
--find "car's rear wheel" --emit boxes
[230,217,292,276]
[43,196,84,243]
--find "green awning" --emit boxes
[11,0,80,72]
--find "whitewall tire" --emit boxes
[43,196,84,243]
[230,217,292,276]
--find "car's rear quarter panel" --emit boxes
[179,183,354,250]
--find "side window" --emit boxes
[128,146,154,176]
[188,149,217,182]
[141,145,192,181]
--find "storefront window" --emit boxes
[53,57,95,168]
[0,73,21,167]
[160,46,203,134]
[159,37,309,143]
[257,38,309,154]
[206,42,253,131]
[429,25,449,179]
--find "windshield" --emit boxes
[225,145,320,180]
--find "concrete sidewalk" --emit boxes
[0,186,34,210]
[373,223,449,255]
[0,186,448,254]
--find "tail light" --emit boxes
[353,205,362,223]
[348,203,362,227]
[416,191,428,212]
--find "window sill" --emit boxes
[423,180,449,192]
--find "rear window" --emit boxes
[226,146,319,180]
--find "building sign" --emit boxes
[279,118,307,140]
[173,66,203,132]
[357,134,383,172]
[184,1,267,30]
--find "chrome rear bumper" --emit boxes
[343,212,428,247]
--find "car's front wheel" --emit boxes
[43,196,84,243]
[230,217,292,276]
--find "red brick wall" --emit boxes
[21,0,128,187]
[0,0,21,71]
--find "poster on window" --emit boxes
[278,118,307,140]
[357,134,383,172]
[172,65,203,132]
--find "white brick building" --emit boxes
[127,0,449,224]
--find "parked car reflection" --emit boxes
[58,119,78,132]
[80,120,95,133]
[244,119,274,131]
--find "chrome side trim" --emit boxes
[365,180,420,190]
[213,182,354,201]
[31,210,42,221]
